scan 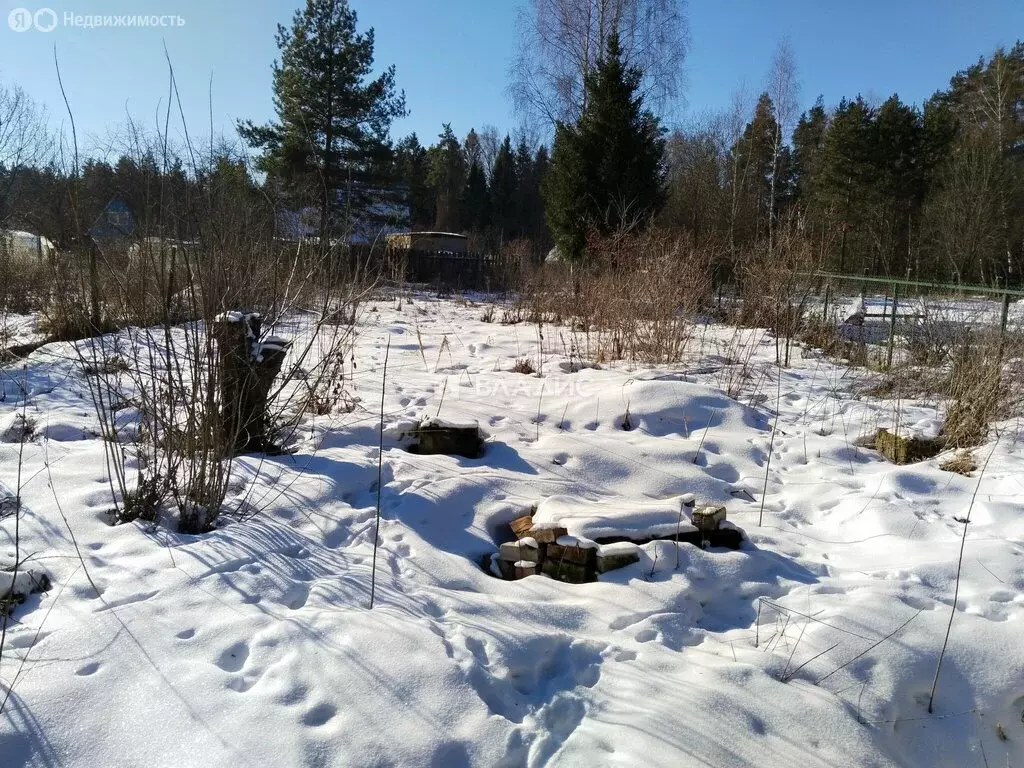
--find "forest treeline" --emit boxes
[0,0,1020,287]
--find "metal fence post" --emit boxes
[886,282,899,370]
[999,290,1012,360]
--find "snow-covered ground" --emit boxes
[1,295,1022,767]
[0,313,43,349]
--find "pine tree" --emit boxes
[939,43,1024,282]
[817,96,874,271]
[791,97,828,211]
[461,158,490,234]
[868,95,926,273]
[395,133,433,229]
[516,143,550,248]
[238,0,406,237]
[544,33,666,261]
[727,93,781,245]
[489,136,518,244]
[428,124,466,232]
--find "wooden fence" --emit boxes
[345,245,525,293]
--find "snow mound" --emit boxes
[534,494,698,542]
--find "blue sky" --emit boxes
[1,0,1022,154]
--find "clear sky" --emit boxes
[1,0,1022,155]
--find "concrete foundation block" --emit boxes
[692,505,727,532]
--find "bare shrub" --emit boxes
[940,450,978,476]
[738,228,824,367]
[522,228,714,365]
[944,331,1004,448]
[511,357,536,374]
[496,238,536,295]
[40,128,373,534]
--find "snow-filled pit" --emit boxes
[407,416,486,458]
[2,293,1024,767]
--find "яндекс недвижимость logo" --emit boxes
[8,7,57,32]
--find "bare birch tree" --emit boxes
[509,0,689,128]
[766,39,799,254]
[478,125,502,178]
[0,82,48,226]
[725,86,753,258]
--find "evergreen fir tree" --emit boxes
[461,158,490,234]
[238,0,406,236]
[791,97,829,210]
[428,124,466,231]
[867,95,926,273]
[544,33,666,261]
[512,138,534,237]
[395,133,433,229]
[489,136,518,243]
[518,144,550,248]
[817,96,874,270]
[728,93,781,244]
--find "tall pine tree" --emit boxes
[428,124,466,232]
[395,133,433,229]
[461,158,490,234]
[791,97,829,214]
[238,0,406,237]
[727,93,783,246]
[489,136,518,244]
[544,33,666,261]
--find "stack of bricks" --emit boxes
[500,515,597,584]
[494,504,739,584]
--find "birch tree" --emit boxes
[510,0,688,127]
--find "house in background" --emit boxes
[0,229,55,259]
[89,198,137,246]
[277,183,411,245]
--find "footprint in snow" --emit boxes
[215,641,250,673]
[276,683,310,707]
[301,703,338,727]
[281,584,310,610]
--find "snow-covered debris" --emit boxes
[533,494,698,542]
[1,567,50,604]
[410,416,484,458]
[252,335,291,362]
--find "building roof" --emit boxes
[390,231,468,240]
